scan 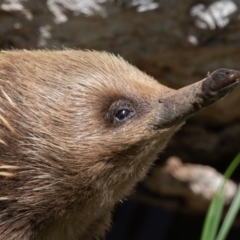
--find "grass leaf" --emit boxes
[224,152,240,179]
[200,185,225,240]
[200,152,240,240]
[215,184,240,240]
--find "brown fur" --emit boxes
[0,50,180,240]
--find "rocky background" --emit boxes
[1,0,240,239]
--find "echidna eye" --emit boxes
[115,108,134,122]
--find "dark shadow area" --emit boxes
[106,200,240,240]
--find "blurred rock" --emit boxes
[143,156,237,212]
[158,121,240,167]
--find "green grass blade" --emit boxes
[200,185,226,240]
[224,152,240,179]
[201,152,240,240]
[215,184,240,240]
